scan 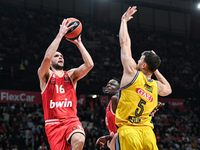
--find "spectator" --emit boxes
[38,142,47,150]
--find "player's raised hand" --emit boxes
[121,6,137,22]
[66,35,81,45]
[58,19,73,37]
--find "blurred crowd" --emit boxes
[0,4,200,98]
[0,98,200,150]
[0,3,200,150]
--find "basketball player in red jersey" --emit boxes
[37,19,94,150]
[96,79,165,150]
[96,79,119,149]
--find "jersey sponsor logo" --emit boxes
[144,84,153,93]
[64,74,70,82]
[50,98,72,108]
[136,88,153,102]
[72,126,77,130]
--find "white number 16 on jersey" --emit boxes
[55,85,65,93]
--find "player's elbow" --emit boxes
[160,88,172,97]
[167,88,172,96]
[42,56,52,65]
[169,87,172,94]
[37,68,43,80]
[120,39,130,48]
[87,61,94,70]
[166,85,172,95]
[90,61,94,69]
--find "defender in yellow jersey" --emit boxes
[116,71,158,129]
[115,6,172,150]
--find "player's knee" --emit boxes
[71,133,85,148]
[76,137,85,146]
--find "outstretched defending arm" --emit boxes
[119,6,138,87]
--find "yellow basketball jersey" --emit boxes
[115,71,158,129]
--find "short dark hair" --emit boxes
[112,78,121,85]
[142,51,161,73]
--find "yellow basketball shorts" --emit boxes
[115,126,158,150]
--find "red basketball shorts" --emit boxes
[45,118,85,150]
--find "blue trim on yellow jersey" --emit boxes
[116,89,121,129]
[116,71,139,107]
[144,74,153,82]
[116,71,139,129]
[115,134,121,150]
[120,71,140,90]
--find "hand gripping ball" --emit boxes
[65,18,82,40]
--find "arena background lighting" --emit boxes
[198,3,200,9]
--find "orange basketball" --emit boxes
[65,18,82,40]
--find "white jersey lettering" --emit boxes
[50,99,72,109]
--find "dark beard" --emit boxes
[52,63,63,70]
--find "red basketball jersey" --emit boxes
[105,101,117,137]
[42,71,78,121]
